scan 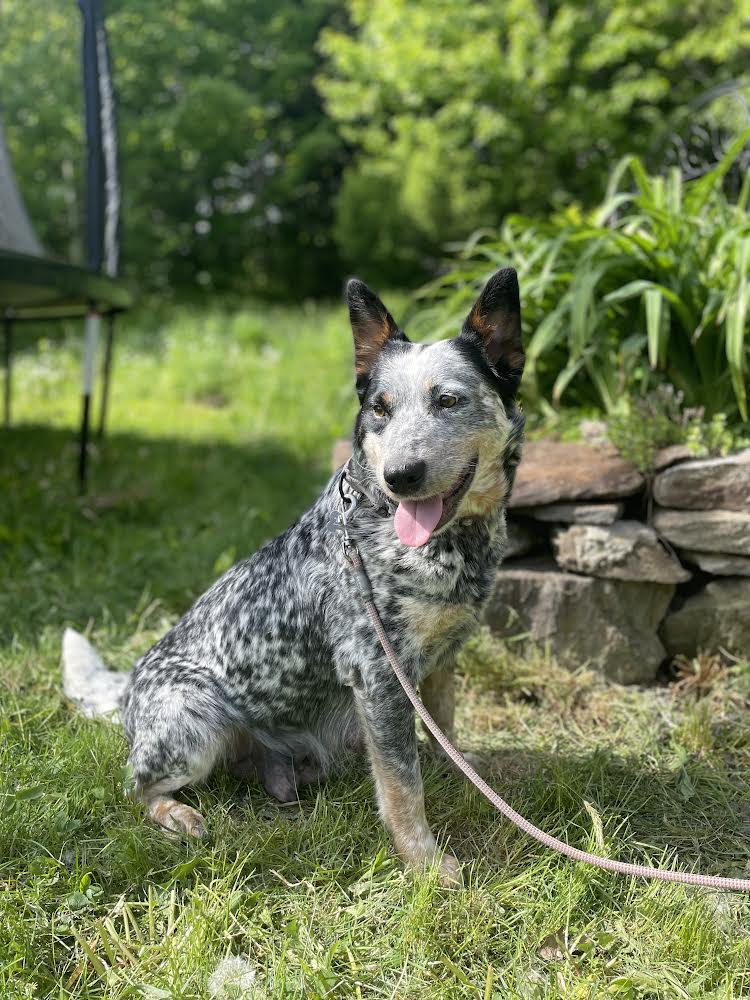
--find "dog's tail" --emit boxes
[62,628,129,720]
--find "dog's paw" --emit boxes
[437,851,464,888]
[150,799,207,839]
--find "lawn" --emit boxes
[2,300,750,999]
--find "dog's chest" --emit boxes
[396,593,479,660]
[364,518,502,663]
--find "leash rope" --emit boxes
[336,474,750,891]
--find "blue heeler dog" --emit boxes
[63,268,525,885]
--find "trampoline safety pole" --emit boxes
[79,308,100,488]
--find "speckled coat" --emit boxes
[119,268,525,883]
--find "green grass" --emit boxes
[2,300,750,999]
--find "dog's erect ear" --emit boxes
[346,279,408,385]
[460,268,524,394]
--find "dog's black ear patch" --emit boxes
[346,279,408,389]
[459,268,524,396]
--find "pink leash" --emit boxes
[346,542,750,892]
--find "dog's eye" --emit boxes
[439,393,458,409]
[372,403,386,418]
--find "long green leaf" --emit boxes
[604,154,637,202]
[603,280,657,304]
[726,237,750,420]
[552,354,587,403]
[594,192,635,226]
[570,268,604,357]
[666,167,683,215]
[627,155,654,199]
[645,288,664,369]
[527,308,567,362]
[686,128,750,214]
[738,169,750,214]
[605,280,693,332]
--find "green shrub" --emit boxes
[607,385,750,474]
[319,0,750,288]
[416,132,750,422]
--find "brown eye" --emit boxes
[373,403,386,418]
[439,393,458,409]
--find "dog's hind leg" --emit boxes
[129,736,222,837]
[124,684,238,839]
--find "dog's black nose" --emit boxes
[384,461,427,495]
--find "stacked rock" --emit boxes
[331,437,750,684]
[652,452,750,660]
[492,444,749,683]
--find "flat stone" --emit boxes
[485,557,674,684]
[509,440,644,508]
[503,518,545,560]
[653,449,750,511]
[653,509,750,556]
[653,444,695,472]
[552,521,691,583]
[515,501,624,525]
[678,550,750,577]
[660,578,750,659]
[332,437,352,471]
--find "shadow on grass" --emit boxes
[421,744,750,882]
[4,721,750,897]
[62,740,746,894]
[0,423,333,646]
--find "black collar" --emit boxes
[340,458,394,518]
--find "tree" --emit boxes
[318,0,750,285]
[0,0,349,297]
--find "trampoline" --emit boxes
[1,0,134,485]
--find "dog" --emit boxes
[63,268,525,884]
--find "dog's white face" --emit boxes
[348,270,525,546]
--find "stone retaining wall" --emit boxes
[332,438,750,682]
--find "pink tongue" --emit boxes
[394,496,443,547]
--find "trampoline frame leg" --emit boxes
[3,317,11,429]
[97,312,116,439]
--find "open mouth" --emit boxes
[393,457,478,548]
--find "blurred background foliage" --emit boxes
[1,0,348,298]
[2,0,749,297]
[413,136,750,421]
[1,0,748,420]
[320,0,750,286]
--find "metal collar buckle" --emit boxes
[331,466,362,564]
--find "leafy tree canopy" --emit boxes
[319,0,750,285]
[0,0,347,297]
[1,0,748,295]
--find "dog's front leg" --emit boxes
[420,669,455,749]
[420,666,484,773]
[355,674,462,886]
